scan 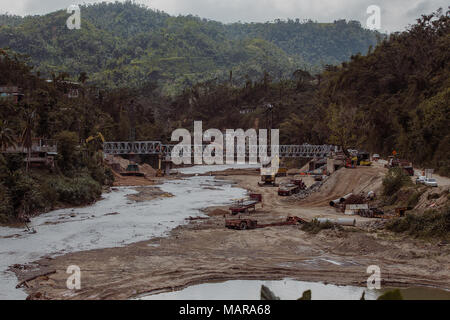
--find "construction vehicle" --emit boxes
[225,216,306,230]
[278,183,300,196]
[258,174,279,187]
[357,152,372,166]
[290,177,306,189]
[229,194,262,215]
[120,163,145,177]
[85,132,105,144]
[258,155,280,187]
[276,167,288,177]
[385,156,414,176]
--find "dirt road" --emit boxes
[14,167,450,300]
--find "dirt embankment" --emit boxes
[14,166,450,300]
[105,156,158,186]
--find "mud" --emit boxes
[12,167,450,300]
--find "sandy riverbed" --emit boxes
[11,166,450,300]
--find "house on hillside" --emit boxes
[2,138,58,168]
[0,86,24,103]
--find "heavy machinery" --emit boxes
[357,152,372,166]
[385,156,414,176]
[120,163,145,177]
[276,167,288,177]
[278,183,300,196]
[258,174,278,187]
[225,216,306,230]
[85,132,105,144]
[258,155,280,187]
[229,194,262,215]
[85,132,105,164]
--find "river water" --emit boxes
[138,279,450,300]
[0,164,255,300]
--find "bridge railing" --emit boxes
[103,141,337,158]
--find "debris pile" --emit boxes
[291,178,327,200]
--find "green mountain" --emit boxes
[0,1,381,94]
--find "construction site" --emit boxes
[1,145,449,300]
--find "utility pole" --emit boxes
[128,100,136,141]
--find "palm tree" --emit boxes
[21,110,35,173]
[0,120,17,151]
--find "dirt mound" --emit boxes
[330,232,390,255]
[302,167,385,207]
[140,163,156,177]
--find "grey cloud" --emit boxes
[0,0,447,32]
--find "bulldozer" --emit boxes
[121,163,145,177]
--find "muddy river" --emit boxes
[0,165,256,299]
[138,279,450,300]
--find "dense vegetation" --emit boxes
[0,49,112,223]
[0,1,380,94]
[386,206,450,240]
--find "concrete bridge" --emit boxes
[103,141,337,158]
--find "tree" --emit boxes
[78,72,89,84]
[54,131,80,172]
[0,120,17,151]
[21,110,35,173]
[327,104,360,157]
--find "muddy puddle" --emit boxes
[137,279,450,300]
[0,166,249,299]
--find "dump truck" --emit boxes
[290,177,306,189]
[278,183,300,196]
[229,193,262,215]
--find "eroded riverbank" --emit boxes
[0,171,247,299]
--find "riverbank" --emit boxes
[11,167,450,300]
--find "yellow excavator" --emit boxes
[85,132,105,164]
[85,132,105,145]
[258,155,280,187]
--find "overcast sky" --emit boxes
[0,0,448,32]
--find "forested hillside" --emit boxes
[0,5,448,223]
[0,1,380,93]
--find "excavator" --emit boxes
[258,155,280,187]
[85,132,105,145]
[85,132,105,163]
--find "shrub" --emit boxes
[0,183,13,223]
[406,192,421,207]
[382,168,412,196]
[385,206,450,240]
[50,174,102,205]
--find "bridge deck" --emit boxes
[103,141,337,158]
